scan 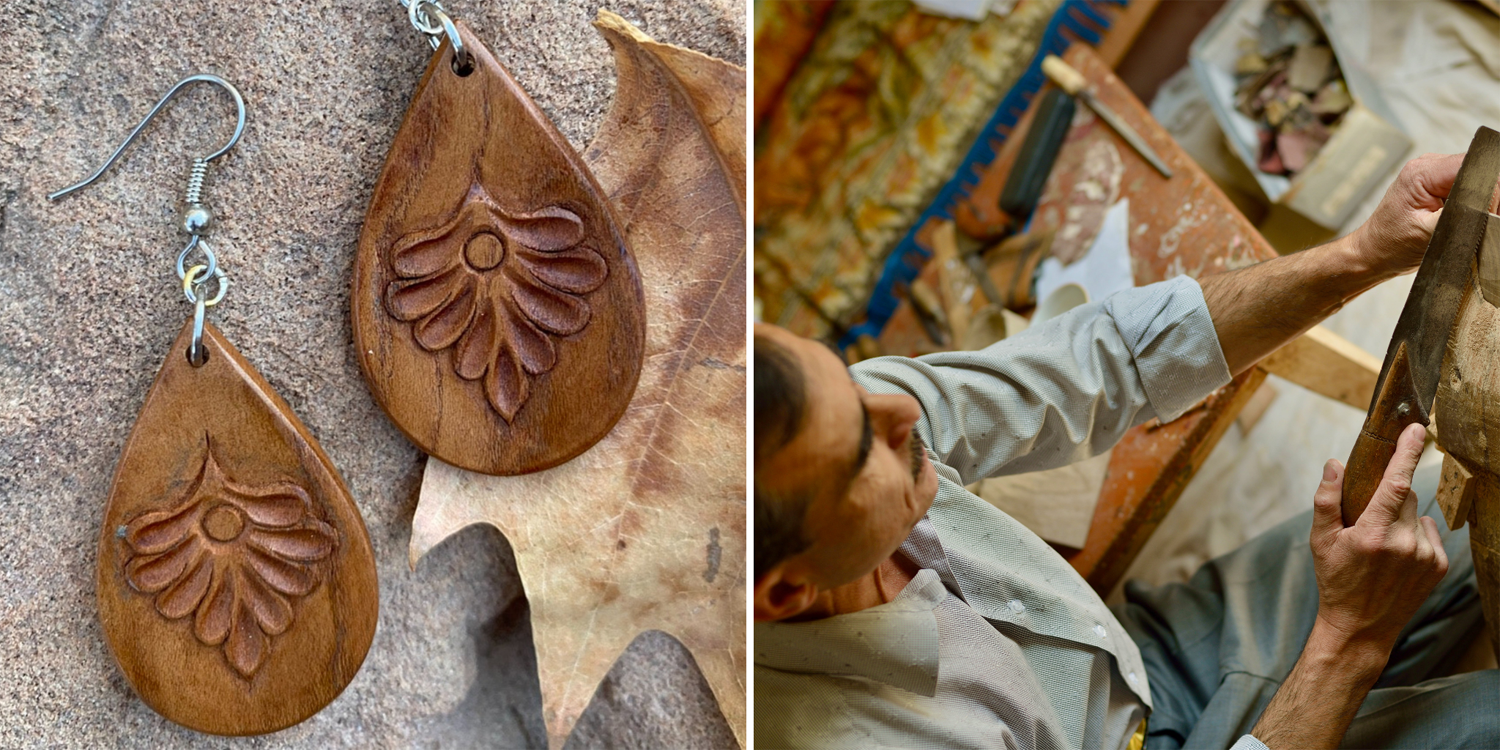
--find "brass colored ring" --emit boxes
[182,263,229,307]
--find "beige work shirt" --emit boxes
[756,277,1234,749]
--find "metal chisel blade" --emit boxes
[1078,92,1173,179]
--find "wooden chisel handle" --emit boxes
[1342,430,1400,526]
[1341,343,1425,526]
[1041,55,1086,96]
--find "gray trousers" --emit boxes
[1113,466,1500,749]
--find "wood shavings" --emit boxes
[1287,43,1333,92]
[1234,1,1349,178]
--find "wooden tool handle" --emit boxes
[1342,429,1400,526]
[1041,55,1086,96]
[1341,343,1424,526]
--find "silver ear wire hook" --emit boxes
[47,74,246,202]
[49,73,245,368]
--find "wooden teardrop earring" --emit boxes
[49,75,378,736]
[354,1,646,476]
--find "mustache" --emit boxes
[908,428,926,481]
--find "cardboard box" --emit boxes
[1190,0,1412,229]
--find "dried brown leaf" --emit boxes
[409,10,746,749]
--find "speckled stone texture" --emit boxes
[0,1,743,747]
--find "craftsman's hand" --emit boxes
[1309,423,1448,649]
[1352,153,1464,277]
[1251,424,1448,750]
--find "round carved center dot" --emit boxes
[464,232,506,271]
[203,505,246,542]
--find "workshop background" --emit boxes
[754,0,1500,666]
[0,1,742,747]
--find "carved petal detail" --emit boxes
[505,206,586,252]
[156,552,213,619]
[486,345,529,423]
[121,440,336,679]
[508,264,594,335]
[386,266,465,323]
[514,246,608,294]
[382,186,609,422]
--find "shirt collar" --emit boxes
[754,569,946,697]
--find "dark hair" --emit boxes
[754,334,814,581]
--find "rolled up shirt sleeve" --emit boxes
[1231,735,1271,750]
[851,276,1231,486]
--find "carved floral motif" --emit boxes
[383,185,609,421]
[121,441,336,678]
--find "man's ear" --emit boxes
[754,563,819,622]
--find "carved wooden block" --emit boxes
[1436,452,1478,532]
[354,22,646,475]
[98,321,377,735]
[1436,270,1500,665]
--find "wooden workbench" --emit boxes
[878,44,1279,594]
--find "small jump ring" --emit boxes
[175,235,218,283]
[426,6,470,72]
[406,0,445,36]
[182,263,229,307]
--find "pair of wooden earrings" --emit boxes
[52,0,644,736]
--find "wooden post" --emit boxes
[1435,269,1500,660]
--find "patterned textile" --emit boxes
[754,0,1061,339]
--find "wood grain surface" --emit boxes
[355,22,646,476]
[1436,266,1500,662]
[97,320,377,736]
[1341,342,1420,526]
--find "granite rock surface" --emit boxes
[0,1,743,747]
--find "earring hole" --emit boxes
[187,345,210,367]
[452,55,474,77]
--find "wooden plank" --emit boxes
[954,0,1158,240]
[1237,380,1278,435]
[1114,0,1225,104]
[1259,324,1381,410]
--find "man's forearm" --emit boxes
[1249,620,1389,749]
[1199,231,1395,375]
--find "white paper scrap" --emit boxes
[1035,198,1136,306]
